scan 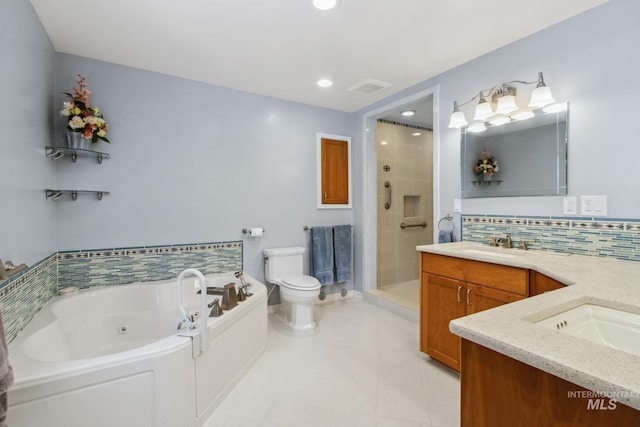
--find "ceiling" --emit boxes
[30,0,608,114]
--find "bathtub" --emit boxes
[7,272,268,427]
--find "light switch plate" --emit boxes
[581,195,607,216]
[563,197,577,215]
[453,198,462,213]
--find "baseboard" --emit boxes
[267,289,363,314]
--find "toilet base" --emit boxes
[275,302,317,335]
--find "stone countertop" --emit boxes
[417,241,640,410]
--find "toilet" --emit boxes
[264,247,321,333]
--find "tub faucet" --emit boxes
[209,298,223,317]
[235,271,253,298]
[201,282,238,310]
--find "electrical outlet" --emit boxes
[563,197,577,215]
[581,196,596,215]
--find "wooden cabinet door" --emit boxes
[421,272,466,371]
[465,282,524,315]
[320,137,349,204]
[529,271,566,296]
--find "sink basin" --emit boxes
[461,248,516,259]
[535,304,640,356]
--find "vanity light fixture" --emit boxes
[494,86,519,115]
[467,123,487,133]
[401,110,416,117]
[448,72,555,128]
[448,101,468,128]
[511,111,535,121]
[489,116,511,126]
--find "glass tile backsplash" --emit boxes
[0,241,243,344]
[462,215,640,262]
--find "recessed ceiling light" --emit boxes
[380,141,388,146]
[401,110,416,117]
[313,0,339,10]
[316,79,333,88]
[412,132,422,136]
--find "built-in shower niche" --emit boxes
[403,195,422,218]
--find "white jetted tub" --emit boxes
[7,272,268,427]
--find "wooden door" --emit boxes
[320,137,349,204]
[421,272,466,371]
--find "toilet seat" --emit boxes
[281,275,321,291]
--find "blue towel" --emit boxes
[333,225,352,283]
[311,226,334,285]
[439,230,453,243]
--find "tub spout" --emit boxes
[203,283,238,310]
[177,268,208,355]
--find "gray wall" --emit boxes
[0,0,57,265]
[351,0,640,290]
[5,0,639,295]
[54,55,354,284]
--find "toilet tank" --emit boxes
[264,247,305,282]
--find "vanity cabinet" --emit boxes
[420,252,530,371]
[461,339,640,426]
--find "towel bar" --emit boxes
[303,225,352,231]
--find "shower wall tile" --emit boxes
[376,120,433,287]
[462,214,640,261]
[0,254,57,343]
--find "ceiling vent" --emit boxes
[348,79,391,95]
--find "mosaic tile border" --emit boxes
[462,214,640,262]
[57,240,243,289]
[57,241,242,260]
[0,241,243,344]
[0,253,58,343]
[462,215,639,232]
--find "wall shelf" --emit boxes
[45,189,110,201]
[46,146,110,164]
[471,180,503,186]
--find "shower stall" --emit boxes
[375,119,433,311]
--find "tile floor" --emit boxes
[203,297,460,427]
[374,280,420,311]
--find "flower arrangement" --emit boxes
[60,74,109,143]
[474,149,499,176]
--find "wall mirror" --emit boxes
[461,104,568,198]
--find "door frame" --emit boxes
[360,85,441,293]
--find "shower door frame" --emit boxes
[359,85,441,295]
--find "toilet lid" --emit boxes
[282,275,321,290]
